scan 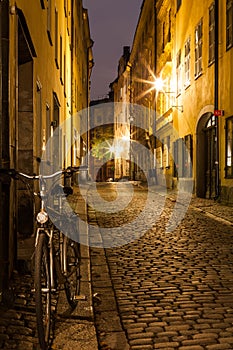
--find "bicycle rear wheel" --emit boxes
[34,232,51,349]
[63,235,80,309]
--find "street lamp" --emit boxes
[153,77,184,112]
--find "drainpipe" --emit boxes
[214,0,219,198]
[70,0,74,170]
[153,0,157,184]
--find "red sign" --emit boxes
[214,109,224,116]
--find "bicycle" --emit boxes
[0,166,85,349]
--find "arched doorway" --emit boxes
[196,112,216,198]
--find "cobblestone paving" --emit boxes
[89,183,233,350]
[0,269,42,349]
[0,185,98,350]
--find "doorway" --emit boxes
[196,112,216,198]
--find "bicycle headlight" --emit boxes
[36,210,48,224]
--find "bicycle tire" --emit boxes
[34,232,51,349]
[63,235,81,309]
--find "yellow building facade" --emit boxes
[111,0,156,182]
[0,0,93,298]
[163,0,233,202]
[112,0,233,204]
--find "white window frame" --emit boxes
[195,19,203,78]
[209,3,215,64]
[176,49,182,95]
[227,0,233,50]
[184,37,191,87]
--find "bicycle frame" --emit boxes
[0,166,83,349]
[35,174,71,290]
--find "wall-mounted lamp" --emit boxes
[172,105,184,113]
[154,77,184,113]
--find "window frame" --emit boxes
[176,49,182,95]
[177,0,182,12]
[55,8,59,69]
[184,37,191,88]
[226,0,233,50]
[40,0,46,9]
[47,0,52,45]
[173,135,193,178]
[194,19,203,78]
[209,3,215,65]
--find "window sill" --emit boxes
[194,71,203,80]
[208,60,215,67]
[226,43,233,51]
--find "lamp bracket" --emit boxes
[172,105,184,113]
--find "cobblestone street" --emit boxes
[89,182,233,350]
[0,186,98,350]
[1,182,233,350]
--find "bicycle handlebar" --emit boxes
[0,166,85,180]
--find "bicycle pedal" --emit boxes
[73,294,87,301]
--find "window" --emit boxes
[168,9,171,42]
[55,8,59,68]
[64,0,68,17]
[184,134,193,177]
[177,0,182,12]
[206,114,215,127]
[226,0,233,50]
[162,22,165,52]
[195,19,203,78]
[209,3,215,64]
[173,135,193,178]
[47,0,52,45]
[64,54,66,97]
[53,93,61,170]
[157,91,166,115]
[164,136,170,168]
[36,82,42,158]
[184,37,191,87]
[46,104,51,142]
[226,117,233,178]
[60,36,63,84]
[157,146,163,168]
[40,0,46,9]
[176,49,182,95]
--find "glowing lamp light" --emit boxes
[153,77,164,91]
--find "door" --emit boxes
[196,112,216,199]
[204,117,216,198]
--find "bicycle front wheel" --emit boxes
[63,236,80,309]
[34,232,51,349]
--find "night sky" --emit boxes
[83,0,143,100]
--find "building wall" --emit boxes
[111,0,233,202]
[0,0,93,298]
[112,0,156,182]
[218,1,233,203]
[172,0,233,201]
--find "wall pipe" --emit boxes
[214,0,220,199]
